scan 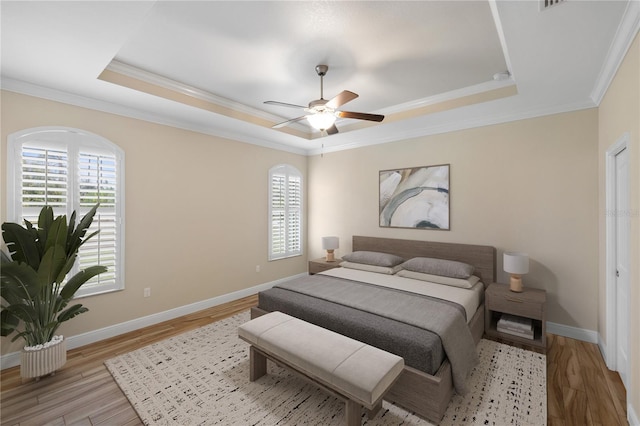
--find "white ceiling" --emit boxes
[1,1,637,155]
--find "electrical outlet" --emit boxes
[255,265,261,272]
[144,287,151,297]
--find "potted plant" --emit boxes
[1,204,107,379]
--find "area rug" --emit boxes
[105,311,546,425]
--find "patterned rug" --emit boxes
[105,311,546,425]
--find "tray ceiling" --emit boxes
[1,1,635,155]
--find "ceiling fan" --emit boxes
[264,65,384,135]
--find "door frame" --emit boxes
[604,132,629,373]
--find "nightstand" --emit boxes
[308,257,342,275]
[485,283,547,351]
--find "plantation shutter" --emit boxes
[269,165,302,260]
[9,128,124,297]
[270,173,286,256]
[21,146,68,221]
[287,174,301,253]
[77,152,118,291]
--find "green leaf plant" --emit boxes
[1,204,107,347]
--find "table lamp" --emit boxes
[322,236,339,262]
[503,252,529,292]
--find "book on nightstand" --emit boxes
[497,314,534,339]
[497,325,535,339]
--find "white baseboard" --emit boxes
[0,273,306,370]
[546,321,598,344]
[0,294,610,371]
[597,332,613,369]
[629,403,640,426]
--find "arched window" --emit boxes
[268,164,302,260]
[7,127,125,297]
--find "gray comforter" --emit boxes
[275,274,478,395]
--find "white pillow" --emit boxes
[339,261,403,275]
[396,269,481,288]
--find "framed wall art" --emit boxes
[379,164,450,230]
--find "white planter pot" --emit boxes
[20,338,67,379]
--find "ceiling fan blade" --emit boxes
[272,115,308,129]
[337,110,384,122]
[264,100,307,110]
[325,124,339,135]
[326,90,358,109]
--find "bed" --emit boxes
[251,235,496,422]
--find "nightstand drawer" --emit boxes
[486,291,544,320]
[308,258,342,275]
[310,262,338,274]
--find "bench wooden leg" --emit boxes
[367,401,382,419]
[345,400,362,426]
[250,346,267,381]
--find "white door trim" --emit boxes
[604,132,629,371]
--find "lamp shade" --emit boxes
[503,252,529,274]
[322,236,339,250]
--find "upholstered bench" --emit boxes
[238,311,404,426]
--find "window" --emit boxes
[7,127,124,297]
[268,164,302,260]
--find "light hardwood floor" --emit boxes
[0,295,628,425]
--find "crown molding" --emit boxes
[1,77,597,158]
[488,0,514,79]
[309,98,596,156]
[108,61,516,128]
[104,60,311,134]
[591,0,640,105]
[1,77,309,156]
[106,60,253,114]
[378,79,516,116]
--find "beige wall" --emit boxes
[0,91,308,355]
[598,33,640,422]
[308,109,599,331]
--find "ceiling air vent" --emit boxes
[540,0,565,11]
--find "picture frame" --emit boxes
[379,164,450,230]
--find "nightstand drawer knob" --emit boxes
[504,296,524,303]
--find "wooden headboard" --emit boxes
[352,236,497,286]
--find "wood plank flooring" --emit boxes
[0,295,628,425]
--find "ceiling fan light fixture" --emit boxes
[266,64,383,135]
[306,110,337,130]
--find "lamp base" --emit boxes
[325,249,336,262]
[509,274,523,292]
